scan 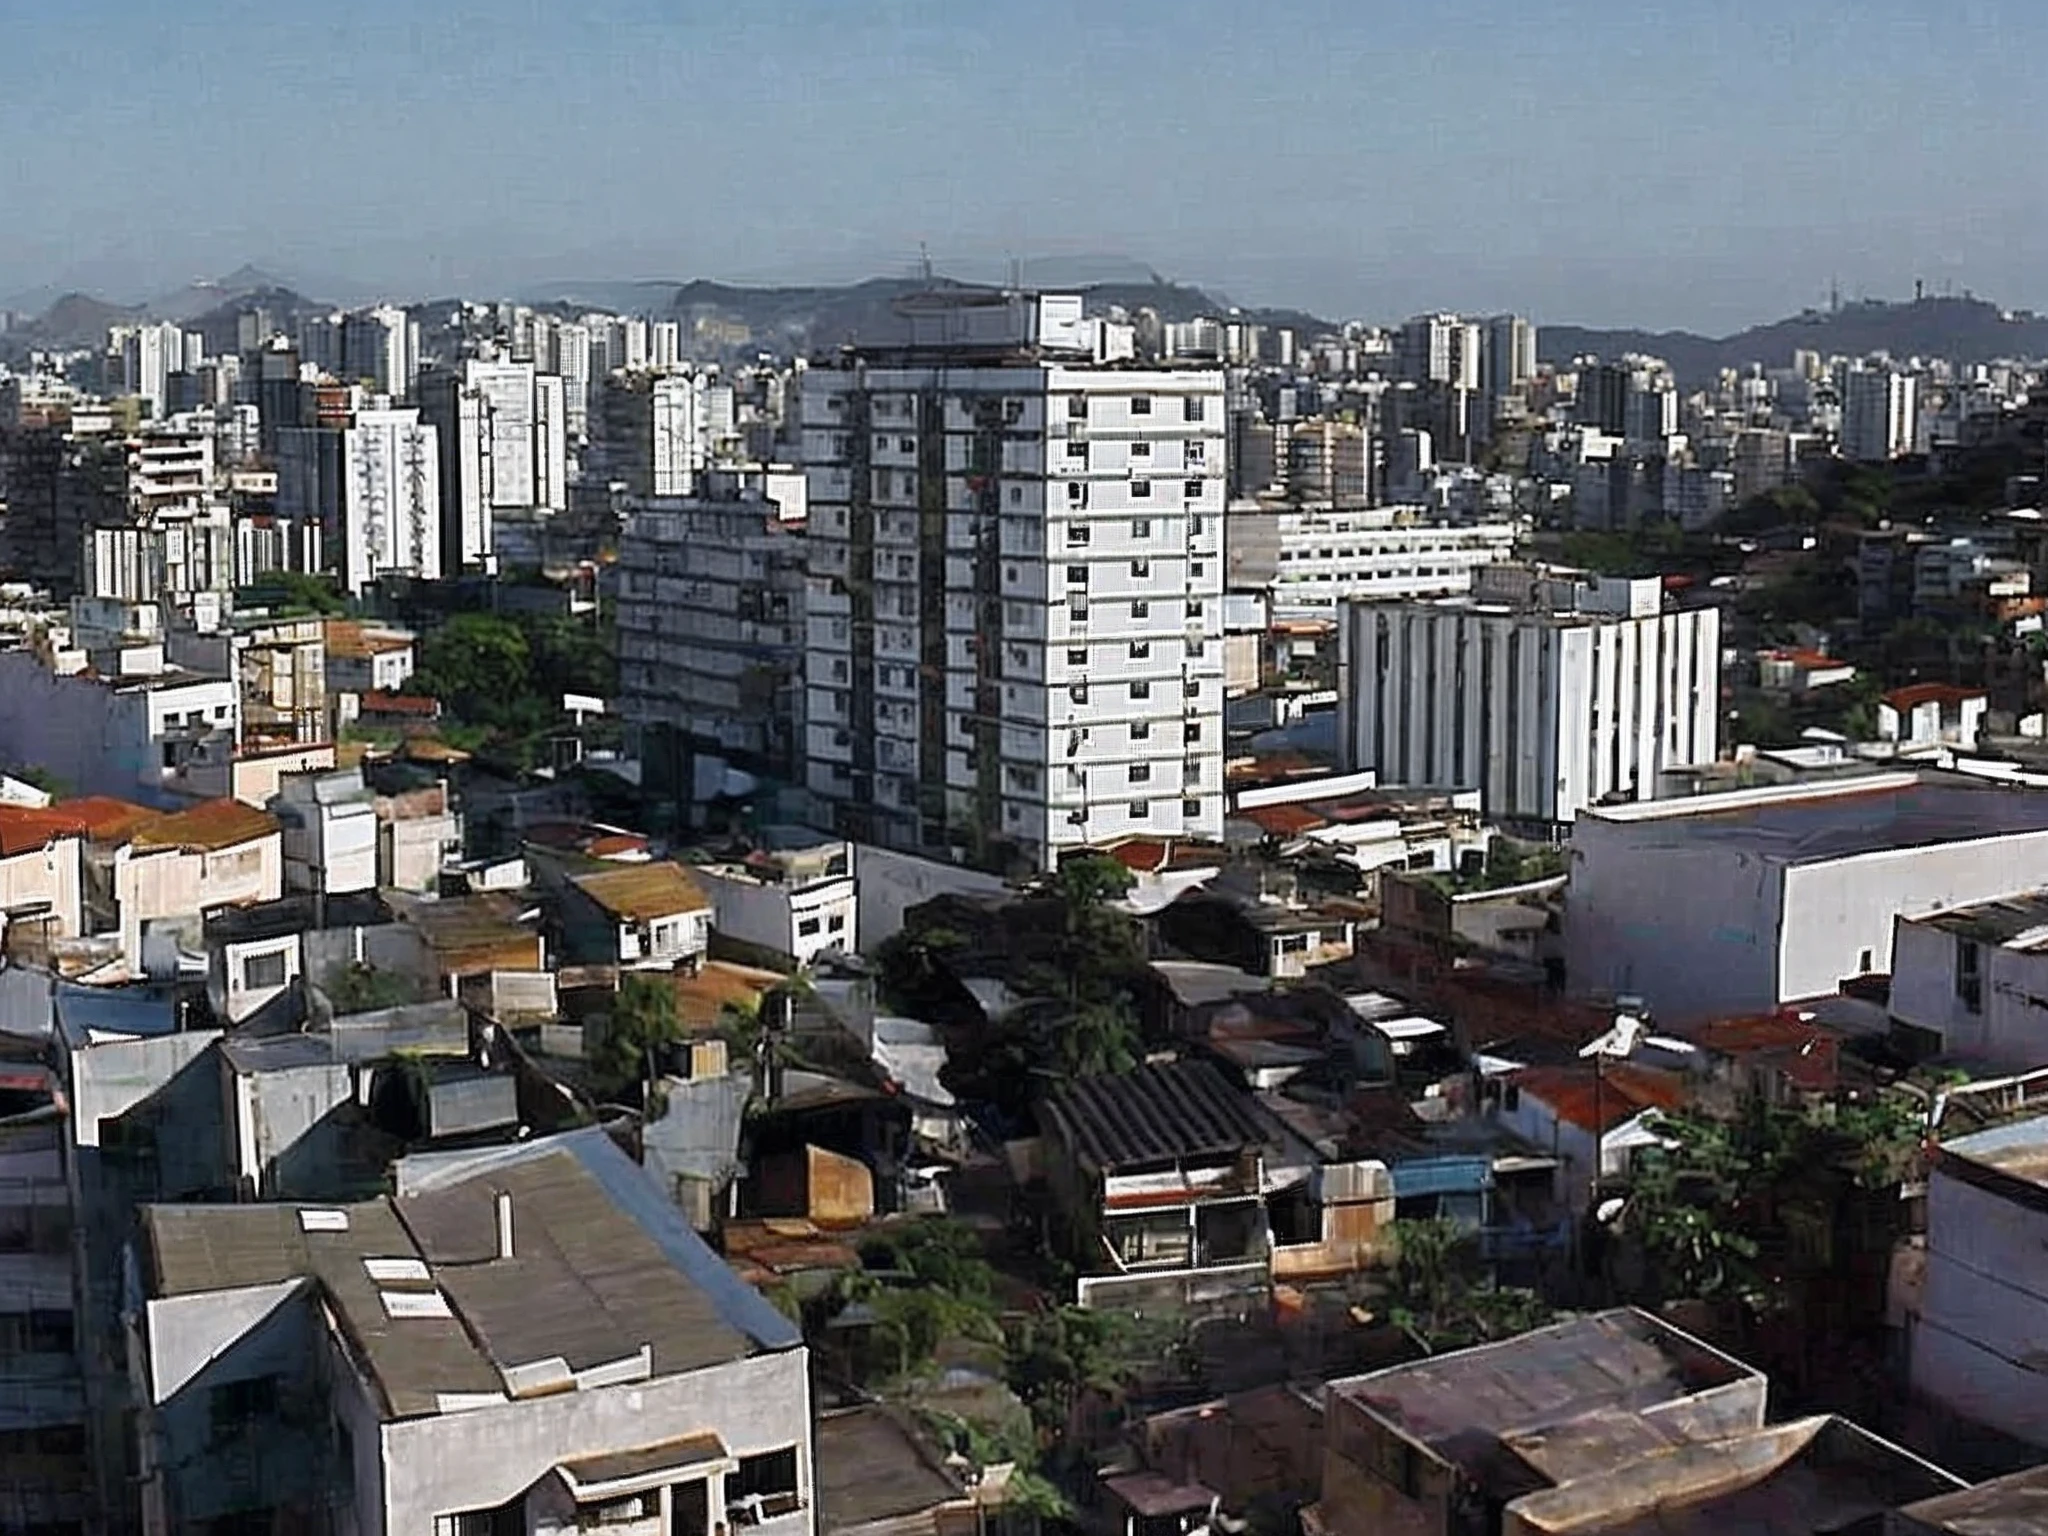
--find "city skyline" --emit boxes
[3,0,2042,331]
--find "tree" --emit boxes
[593,973,682,1100]
[1380,1219,1553,1353]
[324,963,422,1014]
[240,571,347,616]
[1003,1306,1181,1438]
[411,613,535,728]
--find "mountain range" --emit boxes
[8,264,2045,386]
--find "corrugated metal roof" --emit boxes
[1041,1058,1277,1171]
[132,798,278,853]
[0,806,84,858]
[56,796,158,845]
[573,861,712,921]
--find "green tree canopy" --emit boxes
[593,973,683,1099]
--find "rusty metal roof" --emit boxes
[573,860,712,921]
[132,797,279,853]
[0,805,85,858]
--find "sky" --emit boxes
[0,0,2040,332]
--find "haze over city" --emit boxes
[3,0,2043,329]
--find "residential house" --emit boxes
[562,863,713,973]
[385,892,546,990]
[115,798,283,950]
[1890,891,2048,1068]
[1908,1113,2048,1450]
[271,771,379,897]
[323,619,416,735]
[132,1129,815,1536]
[1880,684,1987,752]
[1492,1061,1687,1215]
[0,806,86,950]
[1155,889,1357,980]
[815,1403,1007,1536]
[690,831,857,969]
[1036,1059,1388,1311]
[1756,647,1857,693]
[1566,773,2048,1025]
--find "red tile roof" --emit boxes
[0,806,86,858]
[1883,683,1985,711]
[57,796,158,845]
[1508,1062,1689,1135]
[1239,804,1327,838]
[360,690,440,717]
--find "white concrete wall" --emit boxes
[849,844,1007,953]
[380,1347,814,1536]
[1892,915,2048,1069]
[1913,1168,2048,1447]
[0,834,84,937]
[1779,833,2048,1003]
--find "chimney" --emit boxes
[495,1191,514,1261]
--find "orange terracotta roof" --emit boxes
[671,959,783,1030]
[1507,1061,1688,1135]
[57,795,158,845]
[324,619,414,659]
[132,798,279,853]
[1240,803,1327,838]
[1883,683,1985,711]
[586,833,650,860]
[0,805,87,858]
[1105,838,1172,874]
[572,860,712,921]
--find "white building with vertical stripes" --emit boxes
[1337,564,1719,826]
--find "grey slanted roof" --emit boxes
[815,1405,967,1532]
[1041,1057,1277,1171]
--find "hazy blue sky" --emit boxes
[1,0,2038,330]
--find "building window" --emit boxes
[1131,518,1152,539]
[1130,641,1150,660]
[1130,763,1151,783]
[1008,485,1022,505]
[1068,482,1087,505]
[242,951,287,991]
[1186,440,1205,462]
[1185,599,1204,618]
[1130,440,1151,457]
[1132,720,1151,740]
[1128,800,1151,818]
[730,1448,803,1523]
[1957,939,1983,1013]
[1131,600,1149,618]
[1131,480,1152,499]
[1130,680,1151,700]
[1131,396,1153,416]
[1068,647,1088,666]
[1067,524,1090,546]
[434,1514,501,1536]
[898,436,915,452]
[208,1377,278,1447]
[1184,720,1202,744]
[575,1494,654,1529]
[1067,440,1088,461]
[1070,683,1089,703]
[1184,680,1201,697]
[1068,395,1088,420]
[798,918,822,937]
[1070,596,1089,619]
[1067,565,1088,586]
[1183,397,1206,422]
[1183,798,1201,817]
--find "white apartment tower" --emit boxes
[1338,564,1720,826]
[276,409,442,593]
[418,359,568,570]
[802,291,1227,873]
[1840,364,1918,463]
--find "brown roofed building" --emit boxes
[562,861,713,973]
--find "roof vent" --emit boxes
[496,1190,514,1261]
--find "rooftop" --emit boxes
[573,861,712,921]
[1885,683,1986,711]
[56,795,158,844]
[814,1405,968,1532]
[141,1130,799,1421]
[132,797,278,853]
[1332,1309,1760,1501]
[1912,890,2048,950]
[1507,1062,1688,1135]
[1505,1415,1963,1536]
[1936,1113,2048,1197]
[1040,1057,1280,1172]
[0,804,85,857]
[1897,1463,2048,1535]
[1578,773,2048,863]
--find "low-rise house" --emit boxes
[323,619,416,731]
[62,796,284,965]
[368,770,462,894]
[1037,1059,1387,1310]
[1908,1113,2048,1450]
[132,1128,815,1536]
[271,769,379,897]
[691,831,857,969]
[1155,889,1356,979]
[1889,890,2048,1068]
[1756,647,1857,693]
[386,891,546,988]
[1308,1311,1773,1536]
[0,806,86,948]
[1492,1062,1686,1214]
[1879,684,1987,752]
[564,862,713,973]
[815,1403,1008,1536]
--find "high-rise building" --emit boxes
[1397,314,1482,392]
[1482,315,1538,414]
[418,360,568,571]
[800,290,1227,873]
[1840,365,1918,462]
[277,408,442,593]
[616,478,809,776]
[651,320,682,371]
[1337,563,1720,825]
[116,322,191,418]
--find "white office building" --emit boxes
[1840,365,1918,463]
[1337,564,1720,826]
[801,291,1227,873]
[1228,501,1522,617]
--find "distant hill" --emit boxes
[8,292,145,351]
[1541,295,2048,387]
